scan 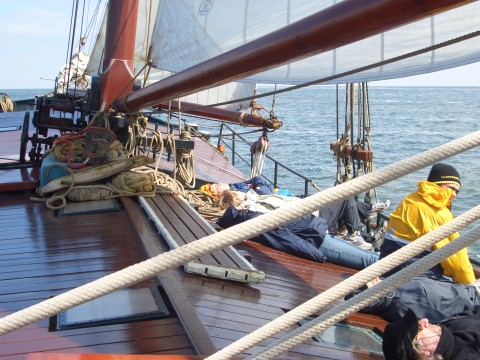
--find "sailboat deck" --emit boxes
[0,185,386,359]
[0,191,196,359]
[0,111,386,359]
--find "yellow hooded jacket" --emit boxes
[387,180,474,284]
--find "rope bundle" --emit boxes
[151,168,224,220]
[35,165,157,210]
[52,137,87,163]
[66,169,157,202]
[51,127,125,168]
[174,131,196,188]
[112,168,156,194]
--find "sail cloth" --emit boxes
[150,0,480,85]
[86,0,254,111]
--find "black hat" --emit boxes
[382,309,419,360]
[427,163,461,186]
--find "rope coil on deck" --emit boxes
[34,165,157,209]
[0,130,478,352]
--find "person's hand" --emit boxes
[367,277,382,288]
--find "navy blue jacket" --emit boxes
[437,314,480,359]
[231,176,274,195]
[347,276,480,323]
[217,207,328,263]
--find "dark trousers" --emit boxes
[319,197,363,235]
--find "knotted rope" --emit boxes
[0,130,478,341]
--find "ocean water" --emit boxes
[3,86,480,256]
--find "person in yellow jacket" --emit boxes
[379,163,475,284]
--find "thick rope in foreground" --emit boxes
[207,205,480,360]
[0,131,477,335]
[252,224,480,360]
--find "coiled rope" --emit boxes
[250,135,269,178]
[0,130,477,340]
[51,127,124,168]
[149,167,224,221]
[174,131,196,188]
[34,164,157,210]
[124,114,149,157]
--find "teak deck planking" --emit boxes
[0,186,387,359]
[0,111,386,359]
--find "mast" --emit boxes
[115,0,473,113]
[100,0,139,109]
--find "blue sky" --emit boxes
[1,1,479,89]
[0,1,104,89]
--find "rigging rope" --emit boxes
[250,133,269,178]
[0,131,478,351]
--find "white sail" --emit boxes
[86,0,255,111]
[150,0,480,85]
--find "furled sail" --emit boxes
[86,0,255,111]
[150,0,480,85]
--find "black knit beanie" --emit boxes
[427,163,461,186]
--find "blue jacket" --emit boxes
[217,207,328,263]
[231,176,274,195]
[347,276,480,323]
[437,314,480,359]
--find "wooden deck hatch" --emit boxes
[139,194,265,284]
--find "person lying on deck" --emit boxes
[200,176,293,198]
[382,307,480,360]
[201,176,389,217]
[216,205,379,270]
[216,189,389,250]
[200,176,390,249]
[346,275,480,323]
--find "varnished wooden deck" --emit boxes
[0,191,196,359]
[0,185,387,359]
[0,111,386,359]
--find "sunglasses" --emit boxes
[446,186,460,195]
[414,324,442,348]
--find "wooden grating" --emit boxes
[139,194,265,284]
